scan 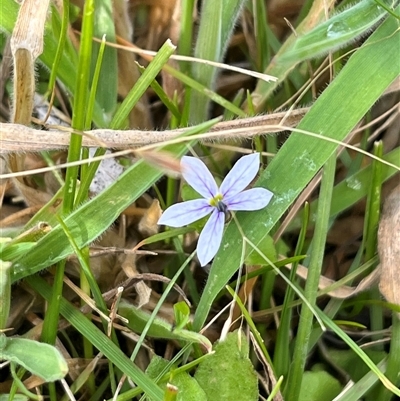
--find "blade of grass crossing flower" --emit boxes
[193,9,400,332]
[129,252,199,362]
[285,154,336,401]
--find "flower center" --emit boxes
[209,193,224,208]
[216,200,228,213]
[210,195,231,222]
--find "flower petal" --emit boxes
[220,153,261,198]
[181,156,219,199]
[197,209,225,266]
[224,188,273,211]
[158,199,212,227]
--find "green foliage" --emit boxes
[118,299,212,349]
[281,0,390,63]
[0,334,68,382]
[194,331,258,401]
[10,120,217,283]
[298,370,342,401]
[245,235,277,265]
[193,7,400,333]
[146,356,207,401]
[1,0,400,399]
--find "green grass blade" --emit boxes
[285,154,336,401]
[188,0,246,123]
[92,0,117,119]
[247,0,332,112]
[281,0,391,63]
[25,275,164,401]
[111,40,176,129]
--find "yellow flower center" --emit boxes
[209,193,224,208]
[209,194,229,213]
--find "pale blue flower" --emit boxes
[158,153,273,266]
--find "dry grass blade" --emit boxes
[10,0,50,124]
[7,0,51,206]
[288,263,380,299]
[378,183,400,314]
[0,108,307,153]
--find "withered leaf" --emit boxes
[378,183,400,312]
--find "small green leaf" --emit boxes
[174,301,191,330]
[0,337,68,382]
[195,330,258,401]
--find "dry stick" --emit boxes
[0,108,307,153]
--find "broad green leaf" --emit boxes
[194,330,258,401]
[194,7,400,331]
[0,334,68,382]
[245,235,277,265]
[328,348,387,382]
[289,146,400,231]
[0,243,35,262]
